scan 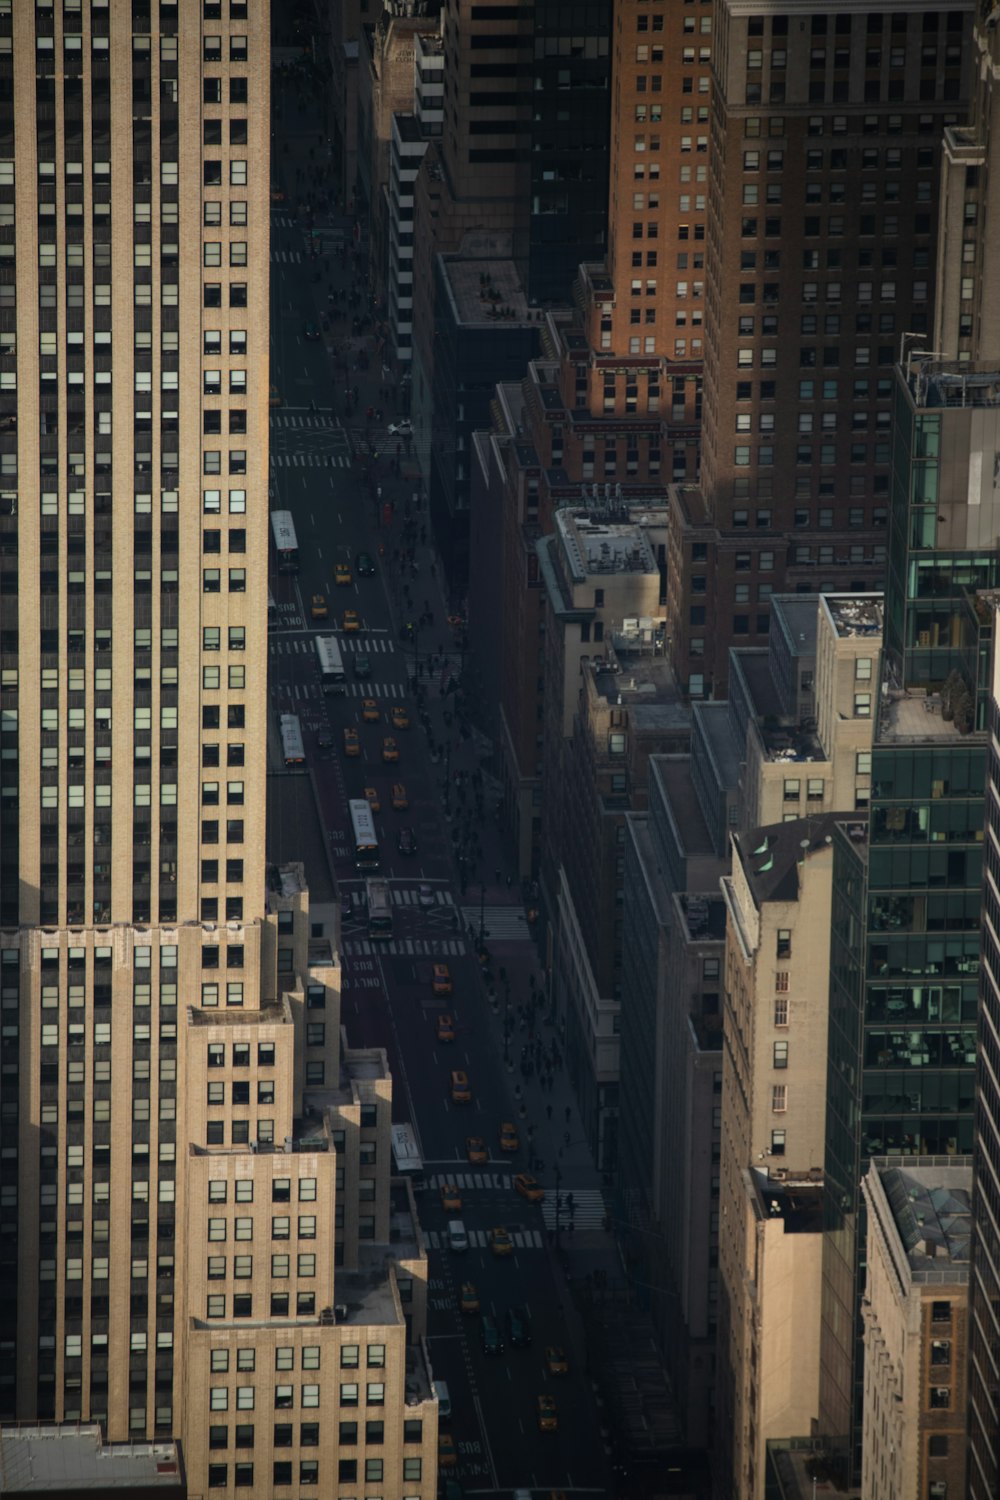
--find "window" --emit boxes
[774,998,788,1027]
[776,930,791,959]
[773,1041,788,1069]
[771,1129,786,1155]
[854,693,871,718]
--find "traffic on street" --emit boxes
[268,57,614,1500]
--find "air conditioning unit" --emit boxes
[771,1168,789,1181]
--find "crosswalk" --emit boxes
[460,906,531,942]
[270,214,298,229]
[424,1227,545,1251]
[269,636,396,655]
[392,887,454,907]
[341,937,467,957]
[273,681,405,704]
[541,1188,606,1230]
[271,249,303,263]
[428,1172,511,1191]
[271,451,351,468]
[271,413,344,431]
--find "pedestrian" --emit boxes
[564,1130,571,1147]
[565,1105,571,1124]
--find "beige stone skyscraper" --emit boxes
[0,5,438,1495]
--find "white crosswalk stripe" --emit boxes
[423,1228,544,1251]
[429,1173,512,1192]
[268,637,395,655]
[269,450,352,468]
[341,938,466,957]
[391,887,455,907]
[271,249,303,263]
[540,1188,605,1230]
[270,413,346,432]
[460,906,531,942]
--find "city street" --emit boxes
[267,62,614,1500]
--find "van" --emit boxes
[447,1220,468,1253]
[450,1070,471,1104]
[432,1380,452,1420]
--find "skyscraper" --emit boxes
[665,0,973,699]
[0,11,439,1495]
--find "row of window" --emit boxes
[207,1255,317,1279]
[208,1458,414,1487]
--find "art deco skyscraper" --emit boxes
[0,0,271,1433]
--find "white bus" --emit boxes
[390,1122,426,1192]
[279,713,306,766]
[315,634,346,694]
[366,877,393,939]
[270,509,299,573]
[349,799,379,870]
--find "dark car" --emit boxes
[480,1315,503,1356]
[507,1305,532,1347]
[303,320,321,341]
[356,552,376,576]
[353,655,371,680]
[316,732,334,752]
[397,827,417,856]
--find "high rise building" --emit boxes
[0,8,439,1495]
[665,0,973,699]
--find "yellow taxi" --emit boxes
[450,1070,471,1104]
[438,1432,458,1469]
[269,383,282,407]
[440,1182,462,1213]
[489,1226,514,1258]
[342,609,360,633]
[459,1281,480,1314]
[310,593,328,620]
[499,1121,520,1153]
[343,728,360,758]
[436,1013,455,1042]
[544,1346,568,1377]
[391,704,410,730]
[514,1173,545,1204]
[364,786,381,814]
[391,782,408,810]
[361,698,380,723]
[381,736,399,762]
[432,963,452,996]
[537,1395,558,1432]
[465,1135,487,1165]
[334,561,352,586]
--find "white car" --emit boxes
[418,883,435,908]
[387,419,412,436]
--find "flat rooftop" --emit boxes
[555,507,659,581]
[592,655,686,723]
[874,1157,973,1279]
[266,776,336,903]
[677,891,727,943]
[335,1248,404,1327]
[771,594,820,656]
[751,1169,824,1234]
[694,700,741,793]
[0,1427,184,1493]
[438,246,532,327]
[906,358,1000,410]
[821,593,884,640]
[657,757,716,858]
[879,687,972,743]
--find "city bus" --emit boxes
[366,877,393,939]
[348,799,380,870]
[390,1122,426,1192]
[315,634,347,694]
[279,713,306,766]
[270,509,299,573]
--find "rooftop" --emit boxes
[0,1427,184,1493]
[591,653,686,724]
[733,813,860,906]
[693,700,741,793]
[656,757,717,858]
[677,892,728,943]
[905,357,1000,411]
[555,507,660,581]
[771,595,820,657]
[821,593,884,641]
[267,778,336,902]
[335,1249,405,1327]
[873,1156,973,1280]
[438,243,532,327]
[751,1168,824,1234]
[878,686,973,744]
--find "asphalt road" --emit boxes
[266,178,611,1497]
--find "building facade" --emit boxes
[860,1158,970,1500]
[666,0,973,698]
[0,9,438,1499]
